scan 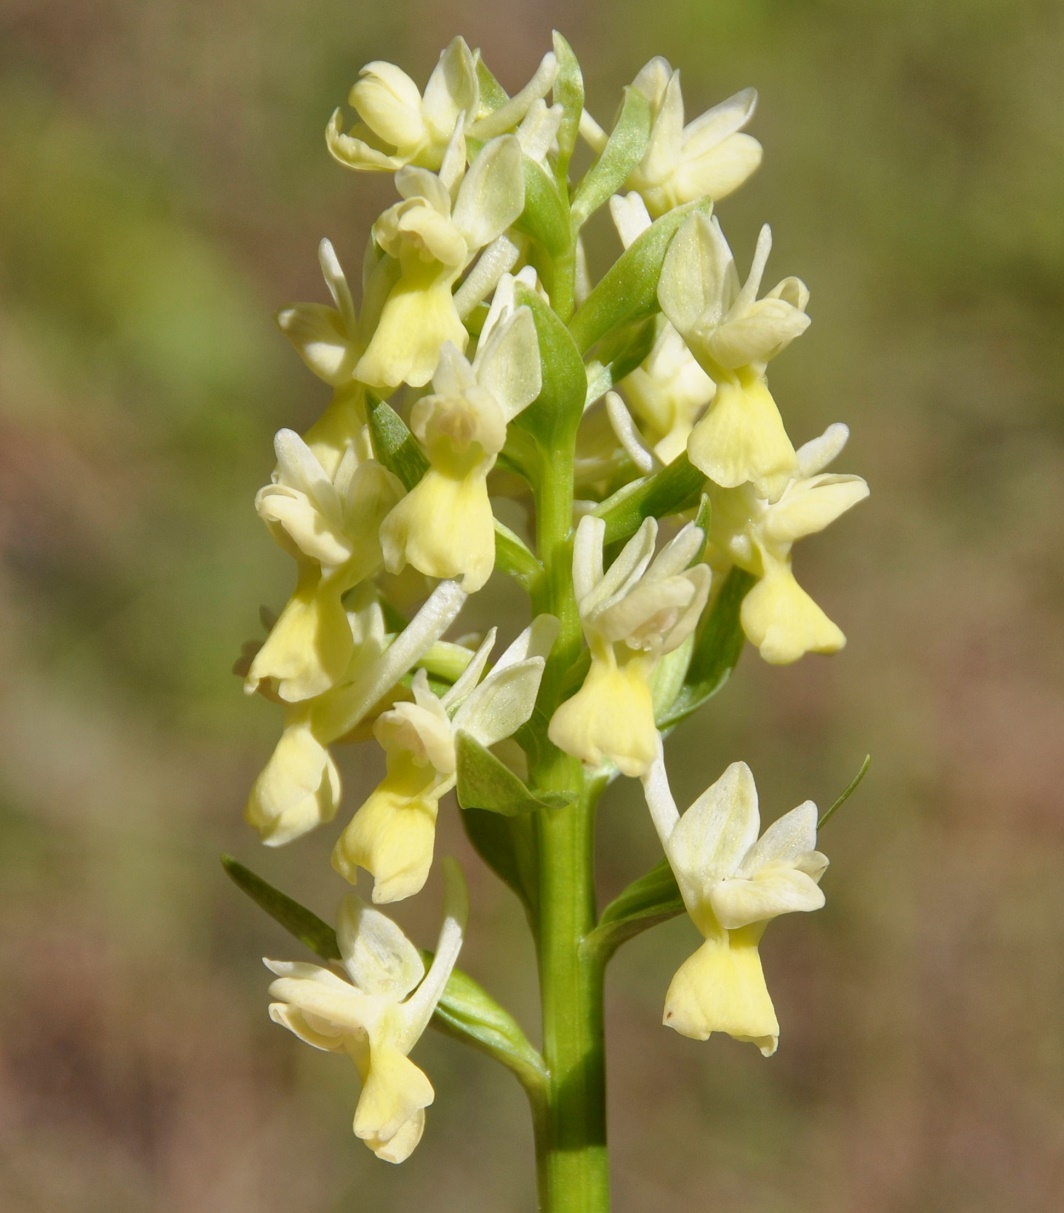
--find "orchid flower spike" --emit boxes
[642,753,828,1055]
[549,516,711,778]
[265,858,468,1162]
[334,615,558,902]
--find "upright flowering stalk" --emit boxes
[228,34,867,1213]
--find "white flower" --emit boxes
[548,516,711,777]
[642,754,828,1055]
[709,423,869,663]
[626,58,762,216]
[266,859,467,1162]
[379,272,542,591]
[334,616,558,902]
[658,213,811,495]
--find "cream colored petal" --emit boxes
[363,1106,426,1164]
[608,192,653,249]
[473,306,542,421]
[668,760,760,886]
[267,1001,349,1052]
[571,514,606,605]
[452,134,525,251]
[351,63,425,150]
[631,57,672,108]
[596,574,701,650]
[710,866,825,930]
[245,576,352,702]
[375,685,456,776]
[325,111,406,172]
[398,857,468,1043]
[312,580,468,744]
[255,485,350,567]
[590,516,658,614]
[639,70,685,185]
[491,613,560,671]
[683,88,758,153]
[674,133,763,205]
[706,298,811,370]
[267,968,375,1039]
[454,657,546,748]
[796,422,849,477]
[658,213,727,340]
[742,800,819,870]
[276,302,356,385]
[765,474,869,545]
[337,893,426,999]
[640,747,681,847]
[244,718,341,846]
[421,37,477,140]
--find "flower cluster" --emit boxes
[237,34,865,1168]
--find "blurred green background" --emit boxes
[2,0,1062,1209]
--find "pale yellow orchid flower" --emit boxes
[709,423,869,663]
[334,616,557,902]
[549,516,711,777]
[659,213,811,497]
[265,859,467,1161]
[642,753,827,1055]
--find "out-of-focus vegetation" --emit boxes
[1,1,1062,1209]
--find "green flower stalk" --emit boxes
[229,32,868,1212]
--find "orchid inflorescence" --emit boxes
[230,33,867,1205]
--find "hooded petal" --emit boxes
[337,894,426,998]
[667,760,760,888]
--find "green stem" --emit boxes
[534,779,609,1212]
[528,431,610,1212]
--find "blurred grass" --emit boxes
[1,1,1063,1210]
